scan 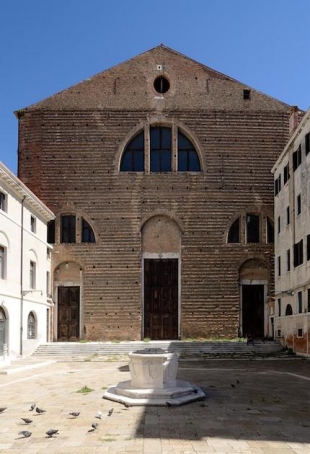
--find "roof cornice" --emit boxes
[271,107,310,174]
[0,162,55,221]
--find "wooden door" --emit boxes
[58,286,80,341]
[144,259,178,340]
[242,285,264,338]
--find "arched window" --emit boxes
[82,218,95,243]
[120,126,201,173]
[27,312,36,339]
[178,131,201,171]
[228,218,240,243]
[285,304,293,316]
[120,131,144,172]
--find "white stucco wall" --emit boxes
[0,162,54,362]
[273,109,310,353]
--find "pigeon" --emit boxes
[192,389,198,394]
[123,402,131,409]
[236,380,240,384]
[36,407,46,414]
[46,429,58,438]
[231,384,235,388]
[21,418,33,425]
[107,408,114,416]
[29,403,36,411]
[69,412,80,418]
[0,407,7,413]
[18,430,32,438]
[95,410,103,419]
[88,422,99,432]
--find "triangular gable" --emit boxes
[15,44,291,113]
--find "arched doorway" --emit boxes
[142,215,181,340]
[0,307,7,354]
[54,262,82,341]
[239,259,269,338]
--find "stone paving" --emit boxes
[1,356,310,453]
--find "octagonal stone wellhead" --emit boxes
[103,348,206,406]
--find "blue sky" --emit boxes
[1,0,310,174]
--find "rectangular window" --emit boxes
[306,132,310,156]
[30,216,36,233]
[243,89,251,100]
[266,218,274,243]
[150,127,171,172]
[274,175,281,196]
[286,206,290,225]
[0,246,5,279]
[46,271,51,298]
[30,261,36,289]
[47,220,55,244]
[246,214,260,243]
[297,194,301,215]
[294,239,303,267]
[287,249,290,272]
[298,291,303,313]
[0,192,6,211]
[293,145,302,171]
[297,328,303,338]
[278,298,281,316]
[61,215,76,243]
[283,163,290,184]
[277,256,281,276]
[277,216,281,234]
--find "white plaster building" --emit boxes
[0,162,55,364]
[272,108,310,354]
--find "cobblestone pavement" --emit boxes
[1,357,310,453]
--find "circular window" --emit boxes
[154,76,170,94]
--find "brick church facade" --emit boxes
[16,45,295,341]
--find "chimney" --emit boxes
[289,106,303,136]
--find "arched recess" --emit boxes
[0,307,8,355]
[54,261,83,341]
[29,249,38,264]
[0,231,10,249]
[142,215,181,340]
[27,311,36,339]
[239,258,269,338]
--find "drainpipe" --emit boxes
[20,196,26,356]
[307,314,309,356]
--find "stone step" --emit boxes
[32,340,283,358]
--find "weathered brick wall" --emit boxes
[17,46,292,340]
[18,109,288,340]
